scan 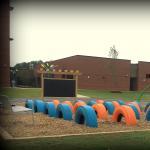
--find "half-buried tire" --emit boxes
[75,105,98,128]
[96,99,104,104]
[52,99,60,107]
[103,101,115,115]
[112,105,137,125]
[46,102,57,117]
[63,101,74,113]
[87,100,96,106]
[25,99,33,109]
[127,104,140,120]
[144,102,150,113]
[117,100,125,105]
[56,103,72,120]
[36,100,47,114]
[92,103,108,121]
[129,101,142,115]
[74,101,86,112]
[112,101,120,110]
[33,99,43,113]
[145,107,150,121]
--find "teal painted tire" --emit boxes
[104,101,115,115]
[87,100,96,106]
[56,103,72,120]
[75,105,98,128]
[128,104,140,120]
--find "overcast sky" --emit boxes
[10,1,150,66]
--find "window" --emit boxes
[146,74,150,79]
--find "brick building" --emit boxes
[42,55,150,91]
[0,0,11,87]
[50,55,131,91]
[137,61,150,90]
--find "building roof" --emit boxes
[52,55,131,63]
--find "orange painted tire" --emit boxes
[63,101,74,113]
[112,101,120,110]
[129,102,142,115]
[74,101,86,112]
[92,103,108,121]
[52,100,60,107]
[112,105,137,126]
[96,100,104,104]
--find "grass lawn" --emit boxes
[1,131,150,150]
[0,87,150,101]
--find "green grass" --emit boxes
[1,131,150,150]
[0,87,41,99]
[0,87,149,101]
[78,89,150,101]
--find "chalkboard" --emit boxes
[43,78,76,97]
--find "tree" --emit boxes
[108,45,119,59]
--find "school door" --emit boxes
[130,77,137,91]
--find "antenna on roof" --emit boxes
[108,45,119,59]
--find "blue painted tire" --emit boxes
[128,104,140,120]
[75,105,98,128]
[134,101,142,111]
[33,100,43,113]
[25,99,33,109]
[144,103,150,113]
[117,100,125,105]
[103,101,115,115]
[87,100,96,106]
[46,102,57,117]
[74,100,84,104]
[36,100,47,114]
[145,107,150,121]
[56,103,72,120]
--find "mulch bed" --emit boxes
[0,102,150,138]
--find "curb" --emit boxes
[1,127,150,140]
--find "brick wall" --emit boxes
[137,61,150,90]
[52,55,131,91]
[0,0,10,87]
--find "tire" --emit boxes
[25,99,33,109]
[96,99,104,104]
[33,99,43,113]
[145,107,150,121]
[112,105,137,125]
[112,101,120,110]
[52,99,60,107]
[46,102,57,117]
[144,103,150,113]
[56,103,72,120]
[63,101,74,113]
[135,101,142,111]
[75,105,98,128]
[87,100,96,106]
[92,103,108,121]
[103,101,115,115]
[128,104,140,120]
[74,101,86,112]
[36,100,47,114]
[129,101,142,115]
[117,100,125,105]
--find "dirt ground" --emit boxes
[0,102,150,138]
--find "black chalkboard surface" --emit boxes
[43,78,76,97]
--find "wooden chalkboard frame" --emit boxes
[40,71,81,99]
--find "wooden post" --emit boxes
[41,73,44,100]
[75,75,78,97]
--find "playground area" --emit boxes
[0,96,150,139]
